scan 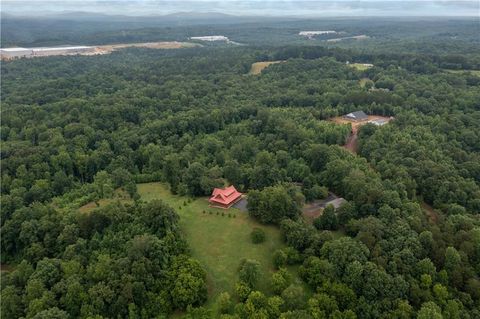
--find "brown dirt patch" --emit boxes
[1,264,15,272]
[421,202,439,224]
[344,131,359,153]
[303,204,323,223]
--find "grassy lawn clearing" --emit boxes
[137,183,289,305]
[78,188,131,214]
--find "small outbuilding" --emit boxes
[344,111,368,122]
[209,185,243,208]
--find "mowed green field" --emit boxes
[137,183,287,303]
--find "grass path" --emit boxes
[137,183,288,305]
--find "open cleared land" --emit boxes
[330,115,393,153]
[78,182,306,313]
[0,41,199,60]
[349,63,374,71]
[96,41,199,54]
[136,183,289,302]
[303,203,324,222]
[249,61,285,75]
[330,115,392,132]
[78,189,131,213]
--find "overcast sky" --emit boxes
[2,0,479,17]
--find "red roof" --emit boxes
[209,185,242,207]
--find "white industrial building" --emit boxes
[299,31,337,39]
[189,36,229,42]
[0,46,95,59]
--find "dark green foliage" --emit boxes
[272,249,287,269]
[169,255,208,309]
[217,292,233,314]
[238,259,261,289]
[183,305,212,319]
[271,268,291,294]
[248,185,303,224]
[1,19,480,318]
[314,205,339,231]
[0,201,202,318]
[281,285,306,310]
[250,228,266,244]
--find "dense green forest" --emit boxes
[1,18,480,318]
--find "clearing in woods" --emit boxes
[348,63,374,71]
[136,183,300,308]
[77,182,306,313]
[78,188,131,213]
[330,115,393,153]
[249,61,284,74]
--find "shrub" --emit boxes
[235,280,251,301]
[271,268,291,294]
[251,228,266,244]
[312,185,328,200]
[273,249,288,269]
[314,205,338,231]
[284,247,302,265]
[217,292,232,314]
[238,259,261,288]
[281,285,305,310]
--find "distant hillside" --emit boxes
[0,11,291,47]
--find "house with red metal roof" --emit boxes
[209,185,243,208]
